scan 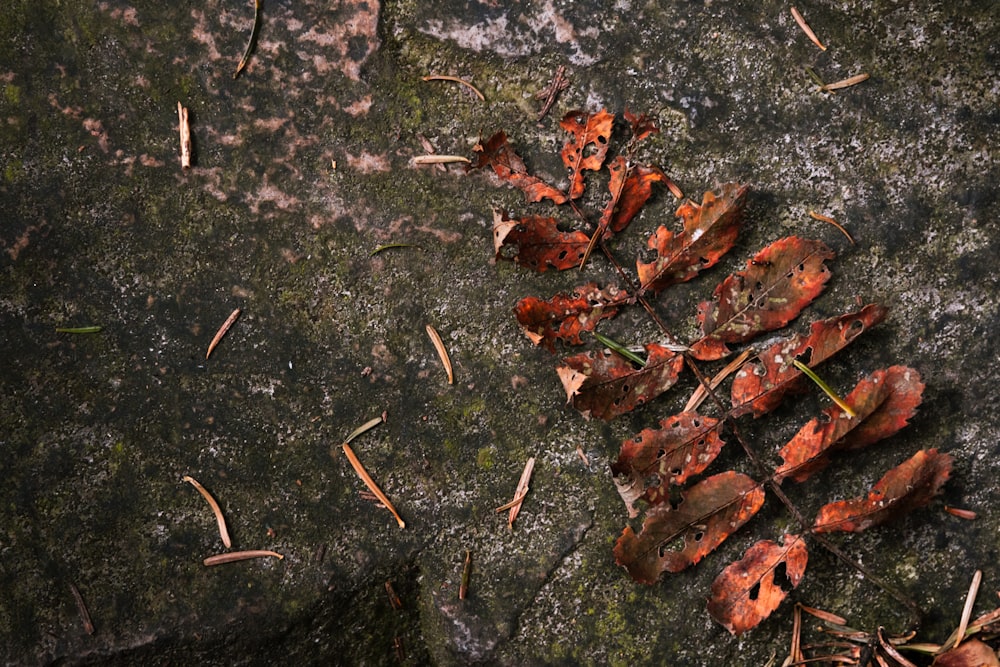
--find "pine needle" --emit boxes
[234,0,261,78]
[182,475,232,548]
[496,457,534,528]
[422,75,485,101]
[791,6,827,51]
[203,550,283,566]
[809,210,855,244]
[792,359,856,417]
[426,324,454,384]
[342,442,405,528]
[206,308,241,359]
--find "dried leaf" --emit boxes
[637,183,749,294]
[556,343,684,421]
[623,108,659,142]
[612,412,725,517]
[514,282,626,351]
[813,449,953,533]
[613,471,765,583]
[471,132,568,204]
[690,236,835,361]
[730,304,888,418]
[774,366,924,484]
[493,209,589,272]
[931,639,1000,667]
[560,109,615,199]
[707,534,808,635]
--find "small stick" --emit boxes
[234,0,262,78]
[385,580,403,610]
[177,102,191,169]
[342,443,405,528]
[425,324,454,384]
[206,308,241,359]
[498,457,535,528]
[791,6,827,51]
[809,210,855,244]
[411,155,471,165]
[203,550,283,566]
[69,583,95,635]
[459,550,472,600]
[821,73,870,92]
[182,475,232,548]
[422,75,485,101]
[55,326,102,334]
[955,570,982,649]
[535,65,568,120]
[792,359,856,417]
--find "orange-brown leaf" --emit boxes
[636,183,748,294]
[560,109,615,199]
[730,304,888,418]
[513,283,626,351]
[613,472,765,583]
[689,237,835,361]
[612,412,725,517]
[602,159,669,237]
[773,367,924,484]
[932,639,1000,667]
[557,343,684,421]
[813,449,953,533]
[707,534,808,635]
[492,209,589,272]
[623,109,659,142]
[471,131,568,204]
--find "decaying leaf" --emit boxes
[471,132,568,204]
[813,448,953,533]
[932,639,1000,667]
[513,282,626,351]
[623,108,659,143]
[560,109,615,199]
[637,183,748,294]
[774,366,925,484]
[556,343,684,420]
[614,471,765,583]
[612,412,725,517]
[730,304,888,418]
[493,209,589,272]
[689,236,835,361]
[707,534,808,635]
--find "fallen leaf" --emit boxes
[612,412,725,517]
[613,471,765,583]
[774,366,924,484]
[689,236,835,361]
[557,343,684,420]
[470,131,568,204]
[623,108,659,142]
[560,109,615,199]
[514,283,626,351]
[730,304,888,418]
[813,448,953,533]
[636,183,748,294]
[932,639,1000,667]
[493,209,589,272]
[707,534,808,635]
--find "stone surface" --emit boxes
[1,0,998,665]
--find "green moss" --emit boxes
[4,83,20,106]
[476,446,494,469]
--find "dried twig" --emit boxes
[342,442,405,528]
[177,102,191,169]
[182,475,232,548]
[459,550,472,600]
[496,457,535,528]
[203,550,283,566]
[535,65,568,120]
[425,324,454,384]
[809,210,855,244]
[234,0,261,78]
[69,583,95,635]
[206,308,241,359]
[791,6,827,51]
[422,75,485,101]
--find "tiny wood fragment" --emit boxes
[493,209,589,272]
[177,102,191,169]
[470,132,567,204]
[513,282,625,351]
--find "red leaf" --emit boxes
[707,534,808,635]
[813,449,953,533]
[636,183,748,294]
[556,343,684,421]
[560,109,615,199]
[471,131,568,204]
[690,237,835,361]
[492,209,589,272]
[513,283,626,351]
[773,366,925,484]
[730,304,888,418]
[612,412,725,517]
[603,160,669,236]
[613,472,765,583]
[931,639,1000,667]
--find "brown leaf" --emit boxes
[689,236,835,361]
[623,109,659,142]
[492,209,589,272]
[612,412,725,517]
[560,109,615,199]
[613,472,765,583]
[813,449,953,533]
[556,343,684,421]
[730,304,888,418]
[513,283,626,351]
[707,534,808,635]
[636,183,748,294]
[470,131,568,204]
[932,639,1000,667]
[774,366,924,484]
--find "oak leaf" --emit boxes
[471,131,568,204]
[557,343,684,421]
[707,534,808,635]
[492,209,589,272]
[689,236,835,361]
[613,471,765,583]
[560,109,615,199]
[812,448,952,533]
[513,283,626,351]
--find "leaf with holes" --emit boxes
[556,343,684,421]
[492,209,589,272]
[707,534,808,635]
[514,283,627,351]
[614,471,765,583]
[636,183,748,294]
[612,412,725,517]
[813,449,952,533]
[560,109,615,199]
[730,304,888,418]
[689,236,835,361]
[470,131,568,204]
[774,366,925,484]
